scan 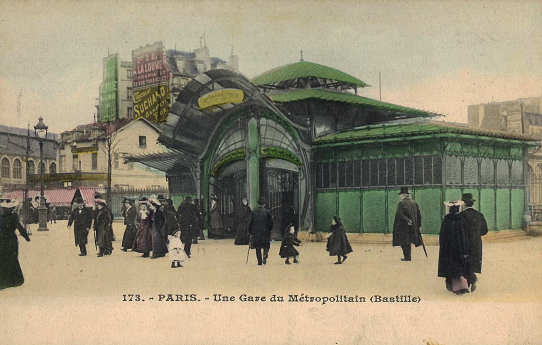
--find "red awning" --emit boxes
[78,187,105,205]
[6,188,78,207]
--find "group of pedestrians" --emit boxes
[391,187,489,295]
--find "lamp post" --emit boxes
[34,117,49,232]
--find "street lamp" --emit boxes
[34,117,49,232]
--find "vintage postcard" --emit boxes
[1,1,541,344]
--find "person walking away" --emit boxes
[460,193,489,292]
[149,198,168,259]
[177,196,198,258]
[133,198,153,257]
[163,198,180,236]
[121,198,138,252]
[67,198,92,256]
[392,187,422,261]
[326,216,353,264]
[234,198,251,245]
[0,200,31,290]
[195,199,206,240]
[95,199,113,257]
[49,206,57,224]
[168,230,188,268]
[248,197,274,266]
[438,200,472,295]
[279,223,301,264]
[209,196,224,239]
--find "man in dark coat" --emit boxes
[121,198,138,252]
[93,192,115,241]
[177,196,198,257]
[234,198,251,245]
[460,193,489,292]
[163,199,179,236]
[67,198,92,256]
[392,187,422,261]
[248,197,274,266]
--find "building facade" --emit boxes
[0,125,58,194]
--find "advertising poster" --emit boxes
[98,55,119,122]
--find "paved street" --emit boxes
[2,220,541,345]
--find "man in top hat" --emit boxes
[121,198,138,252]
[248,197,274,265]
[460,193,489,292]
[68,198,92,256]
[392,187,422,261]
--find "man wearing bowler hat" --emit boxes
[392,187,422,261]
[460,193,489,292]
[248,197,274,265]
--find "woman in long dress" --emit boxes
[326,216,353,264]
[234,198,251,245]
[438,200,472,295]
[209,198,224,239]
[133,200,153,258]
[0,200,31,290]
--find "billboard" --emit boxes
[133,83,171,122]
[99,55,119,122]
[132,42,172,123]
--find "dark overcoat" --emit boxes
[68,207,92,246]
[248,206,274,249]
[392,197,422,247]
[460,208,489,273]
[279,232,301,258]
[133,211,152,253]
[177,201,198,243]
[326,223,353,256]
[438,213,472,279]
[234,204,251,245]
[121,206,138,249]
[163,204,179,236]
[151,208,168,255]
[0,212,30,290]
[95,209,112,250]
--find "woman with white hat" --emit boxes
[0,200,31,290]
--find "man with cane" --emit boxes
[392,187,425,261]
[247,197,274,266]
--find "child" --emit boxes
[326,216,353,264]
[168,230,188,268]
[279,224,301,264]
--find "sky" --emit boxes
[1,0,541,134]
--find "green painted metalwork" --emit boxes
[247,119,260,208]
[415,188,442,234]
[362,190,386,233]
[210,149,246,175]
[387,190,399,233]
[496,189,511,230]
[258,108,300,140]
[315,192,337,232]
[445,188,462,204]
[252,61,369,88]
[269,89,434,117]
[511,190,524,229]
[338,191,361,233]
[261,147,301,166]
[480,189,496,230]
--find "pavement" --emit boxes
[1,220,541,345]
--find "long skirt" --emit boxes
[134,225,153,253]
[152,227,168,256]
[121,225,137,250]
[96,227,113,252]
[0,238,25,289]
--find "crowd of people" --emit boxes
[1,188,488,295]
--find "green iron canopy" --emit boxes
[252,61,369,89]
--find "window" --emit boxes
[72,155,79,171]
[49,162,57,175]
[27,160,35,174]
[127,107,133,118]
[114,153,119,169]
[127,68,133,78]
[127,87,133,100]
[1,158,10,178]
[59,155,65,172]
[13,159,22,179]
[127,162,134,170]
[92,152,98,170]
[39,161,45,174]
[139,136,147,148]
